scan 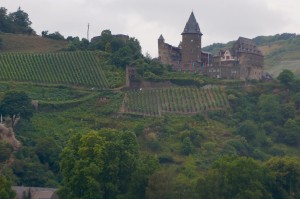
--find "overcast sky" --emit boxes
[2,0,300,57]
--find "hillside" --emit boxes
[0,33,67,53]
[1,32,300,199]
[0,51,125,89]
[203,33,300,77]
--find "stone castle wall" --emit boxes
[158,41,181,66]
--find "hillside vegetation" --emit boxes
[122,86,229,116]
[1,6,300,198]
[0,51,117,89]
[0,33,67,53]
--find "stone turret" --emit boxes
[181,12,203,65]
[158,34,165,44]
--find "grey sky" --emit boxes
[2,0,300,57]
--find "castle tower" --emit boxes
[158,34,165,60]
[181,12,203,65]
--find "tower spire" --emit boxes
[182,12,202,35]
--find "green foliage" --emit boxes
[266,157,300,199]
[181,137,193,155]
[59,129,139,199]
[258,94,282,124]
[66,36,89,51]
[196,156,274,199]
[0,7,34,34]
[146,169,198,199]
[0,141,13,163]
[35,137,61,173]
[277,69,294,86]
[126,154,160,199]
[0,175,16,199]
[279,116,300,146]
[0,91,33,127]
[41,31,65,40]
[235,120,266,146]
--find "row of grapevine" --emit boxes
[0,51,110,89]
[123,86,229,116]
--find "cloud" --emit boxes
[1,0,300,57]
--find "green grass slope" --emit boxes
[0,51,111,89]
[122,86,229,116]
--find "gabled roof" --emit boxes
[182,12,202,35]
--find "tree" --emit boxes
[8,7,34,34]
[235,120,266,146]
[59,129,139,199]
[280,116,300,146]
[277,69,294,86]
[0,7,13,33]
[0,141,13,163]
[266,157,300,199]
[181,137,193,155]
[258,94,282,124]
[125,154,159,199]
[196,156,274,199]
[0,175,16,199]
[0,91,33,127]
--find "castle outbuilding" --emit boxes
[158,12,264,80]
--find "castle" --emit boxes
[158,12,264,80]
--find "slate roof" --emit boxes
[158,34,164,41]
[182,12,202,35]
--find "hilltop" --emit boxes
[203,33,300,77]
[0,33,67,53]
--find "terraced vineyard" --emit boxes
[122,86,229,116]
[0,51,109,89]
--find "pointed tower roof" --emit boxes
[182,12,202,35]
[158,34,164,40]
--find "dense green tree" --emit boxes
[8,7,34,34]
[235,120,266,146]
[59,129,139,199]
[0,91,33,127]
[266,157,300,199]
[258,94,282,124]
[196,156,273,199]
[41,31,64,40]
[35,137,61,173]
[277,69,294,86]
[0,141,13,163]
[280,116,300,146]
[0,7,12,33]
[0,175,16,199]
[146,170,175,199]
[125,154,159,199]
[12,157,58,187]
